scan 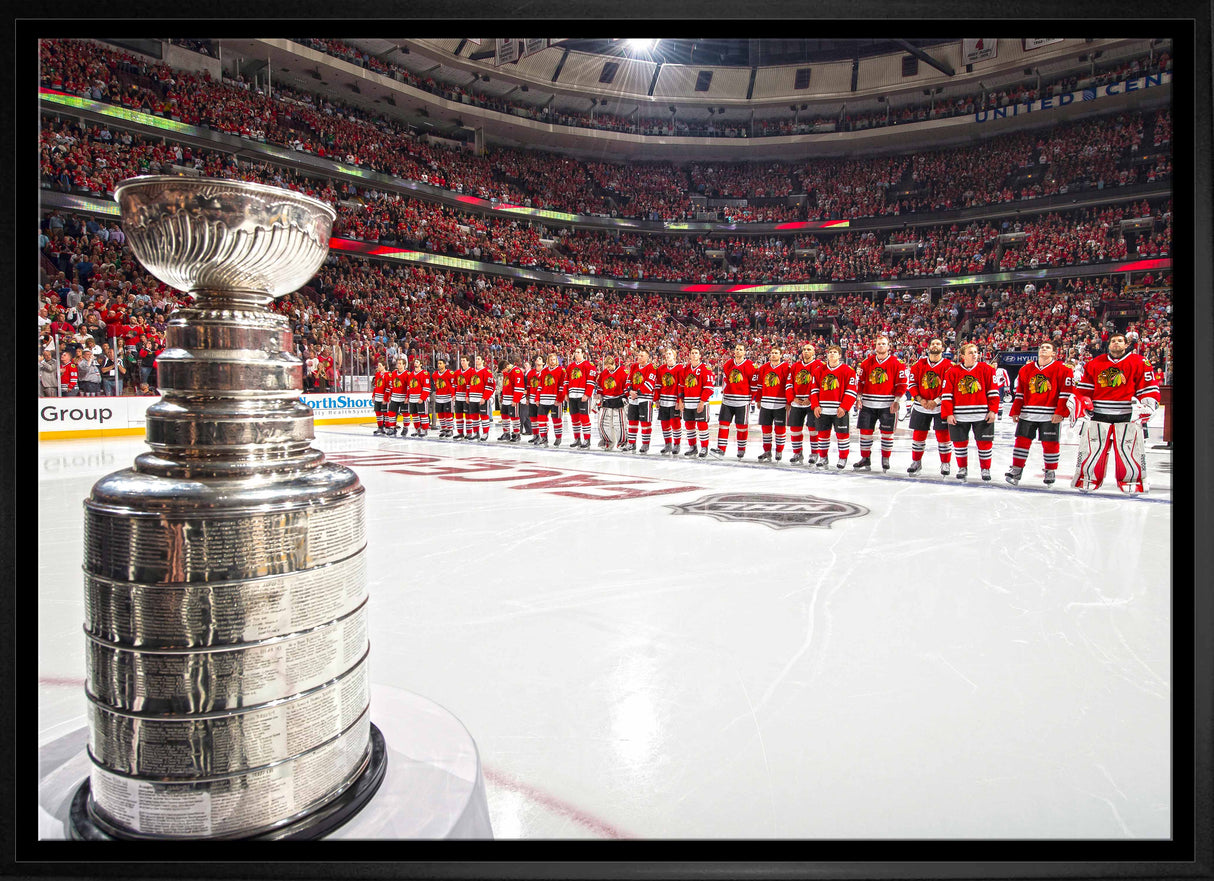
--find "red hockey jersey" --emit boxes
[524,368,542,405]
[653,363,684,406]
[811,363,857,415]
[501,366,525,405]
[907,356,952,415]
[432,369,456,402]
[562,360,598,400]
[454,367,473,403]
[940,362,999,422]
[1009,359,1072,422]
[625,362,657,401]
[785,360,820,405]
[756,361,791,409]
[681,363,713,407]
[597,366,628,402]
[389,369,409,401]
[718,358,758,409]
[468,367,496,404]
[538,366,565,405]
[856,354,907,410]
[407,369,430,403]
[372,369,390,403]
[1074,352,1159,419]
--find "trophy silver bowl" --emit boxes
[72,177,387,840]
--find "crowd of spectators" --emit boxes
[40,114,1174,293]
[41,39,1172,224]
[285,36,1171,140]
[38,198,1175,398]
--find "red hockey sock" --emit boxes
[955,443,969,467]
[628,421,638,443]
[911,429,928,462]
[671,417,681,446]
[716,424,729,451]
[737,425,748,453]
[935,430,953,463]
[1012,436,1032,468]
[791,427,803,454]
[660,419,671,444]
[775,426,786,455]
[1042,440,1060,471]
[977,440,993,468]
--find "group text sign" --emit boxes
[973,72,1171,124]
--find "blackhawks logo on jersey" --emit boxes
[409,379,419,389]
[470,376,481,388]
[570,368,582,380]
[1097,367,1126,389]
[763,372,781,388]
[437,379,448,390]
[685,376,699,389]
[869,366,888,385]
[729,369,744,384]
[795,369,812,385]
[662,373,676,387]
[920,371,942,390]
[822,374,840,391]
[632,371,644,385]
[603,377,618,392]
[1029,374,1052,395]
[956,375,981,395]
[543,376,555,386]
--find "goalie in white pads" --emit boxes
[1072,333,1160,493]
[595,352,628,451]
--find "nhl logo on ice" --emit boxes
[666,493,869,530]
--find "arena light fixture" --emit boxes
[625,39,659,53]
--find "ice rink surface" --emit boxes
[38,412,1173,839]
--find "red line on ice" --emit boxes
[481,765,634,839]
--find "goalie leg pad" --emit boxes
[1113,420,1148,493]
[1073,419,1114,491]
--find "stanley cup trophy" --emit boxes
[71,176,388,839]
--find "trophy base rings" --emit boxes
[68,724,388,841]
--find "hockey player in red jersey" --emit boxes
[905,338,954,476]
[940,343,1000,480]
[811,345,858,468]
[853,335,907,472]
[407,357,431,437]
[371,362,390,435]
[594,351,628,451]
[680,346,713,458]
[710,343,759,460]
[562,346,598,449]
[1005,341,1072,486]
[1072,332,1160,493]
[755,345,791,462]
[432,358,456,437]
[654,348,685,455]
[525,356,544,443]
[786,343,821,465]
[534,353,565,446]
[387,357,409,436]
[453,355,472,439]
[497,357,526,442]
[624,348,658,453]
[466,354,497,442]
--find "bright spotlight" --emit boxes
[625,39,658,53]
